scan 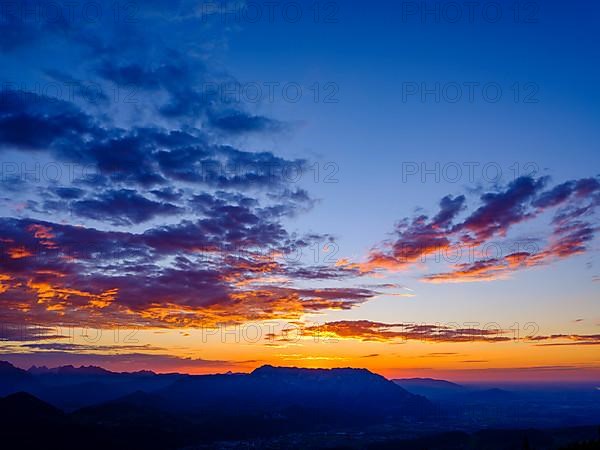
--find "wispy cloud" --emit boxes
[355,176,600,283]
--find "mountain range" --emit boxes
[0,360,598,449]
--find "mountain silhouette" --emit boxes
[0,389,181,449]
[0,361,181,410]
[28,364,113,375]
[0,361,599,449]
[0,361,34,396]
[393,377,465,401]
[393,377,464,389]
[0,361,432,419]
[0,391,64,423]
[152,365,433,422]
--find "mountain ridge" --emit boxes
[0,360,432,417]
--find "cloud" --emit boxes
[0,1,304,236]
[291,321,600,348]
[422,252,535,283]
[208,111,284,134]
[360,195,465,272]
[0,324,69,342]
[0,28,348,331]
[70,189,181,226]
[432,195,466,228]
[0,216,377,329]
[299,321,510,343]
[0,0,349,341]
[19,343,164,352]
[0,91,95,152]
[361,176,600,282]
[457,176,546,243]
[533,178,600,209]
[529,334,600,346]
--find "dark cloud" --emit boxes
[529,333,600,346]
[0,90,311,232]
[19,343,163,352]
[52,187,84,200]
[208,111,284,134]
[533,177,600,209]
[97,62,164,90]
[0,324,68,342]
[533,180,578,209]
[0,91,96,151]
[457,176,547,243]
[70,189,181,226]
[432,195,466,228]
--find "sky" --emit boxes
[0,0,598,383]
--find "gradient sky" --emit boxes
[0,0,598,383]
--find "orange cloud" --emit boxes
[27,224,57,248]
[7,247,32,259]
[300,320,510,343]
[26,279,118,312]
